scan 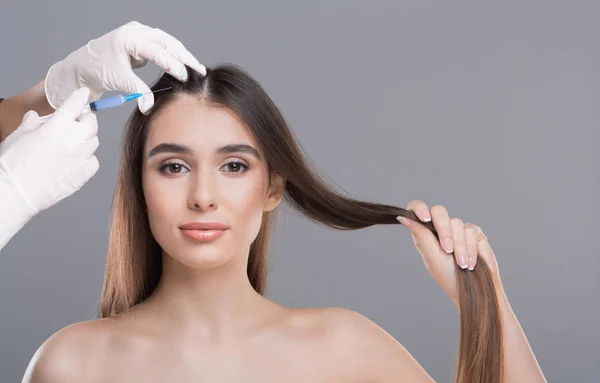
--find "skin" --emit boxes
[21,95,546,382]
[0,80,54,142]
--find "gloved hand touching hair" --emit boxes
[0,21,204,251]
[44,20,205,114]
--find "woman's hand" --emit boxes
[397,200,502,307]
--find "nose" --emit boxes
[187,167,218,212]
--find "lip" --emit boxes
[179,222,229,230]
[179,221,228,243]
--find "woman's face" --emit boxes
[141,95,283,270]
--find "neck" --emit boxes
[140,249,279,342]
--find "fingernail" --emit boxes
[468,257,475,271]
[422,214,431,222]
[396,216,412,227]
[443,238,454,253]
[459,253,468,269]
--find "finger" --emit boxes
[1,111,40,144]
[450,218,468,269]
[406,200,432,223]
[119,69,153,114]
[129,55,148,69]
[125,22,156,68]
[403,215,443,263]
[69,112,99,143]
[74,135,99,159]
[16,110,40,133]
[430,205,454,254]
[21,110,39,124]
[50,87,91,122]
[150,28,206,76]
[464,224,479,270]
[83,155,100,180]
[66,155,100,191]
[475,227,496,267]
[129,39,188,82]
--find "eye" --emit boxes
[220,160,250,174]
[159,161,190,175]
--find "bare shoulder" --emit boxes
[21,318,116,383]
[295,307,436,383]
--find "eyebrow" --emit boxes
[146,143,261,160]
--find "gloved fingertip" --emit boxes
[187,57,206,76]
[22,110,39,122]
[75,86,91,99]
[139,97,153,115]
[181,68,189,82]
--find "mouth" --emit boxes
[179,221,229,242]
[179,222,229,231]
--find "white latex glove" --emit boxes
[0,87,99,250]
[45,21,205,114]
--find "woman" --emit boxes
[23,64,546,382]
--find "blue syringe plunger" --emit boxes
[89,93,143,112]
[37,88,171,123]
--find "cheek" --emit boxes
[142,172,182,240]
[224,175,268,242]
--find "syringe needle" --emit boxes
[143,87,172,95]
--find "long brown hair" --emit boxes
[100,64,503,382]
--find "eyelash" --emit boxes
[158,159,251,176]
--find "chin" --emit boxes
[152,226,248,271]
[171,249,233,271]
[165,231,237,270]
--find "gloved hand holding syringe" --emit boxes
[0,21,205,252]
[38,87,172,122]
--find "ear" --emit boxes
[264,173,285,212]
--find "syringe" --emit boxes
[38,87,172,122]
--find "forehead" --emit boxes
[145,95,258,151]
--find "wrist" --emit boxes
[497,288,515,317]
[0,80,54,142]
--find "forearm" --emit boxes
[498,291,547,382]
[0,80,53,142]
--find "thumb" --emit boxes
[51,87,92,121]
[5,111,41,142]
[21,110,39,123]
[121,70,153,114]
[20,110,40,130]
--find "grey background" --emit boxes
[1,0,598,381]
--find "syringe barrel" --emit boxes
[89,95,126,112]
